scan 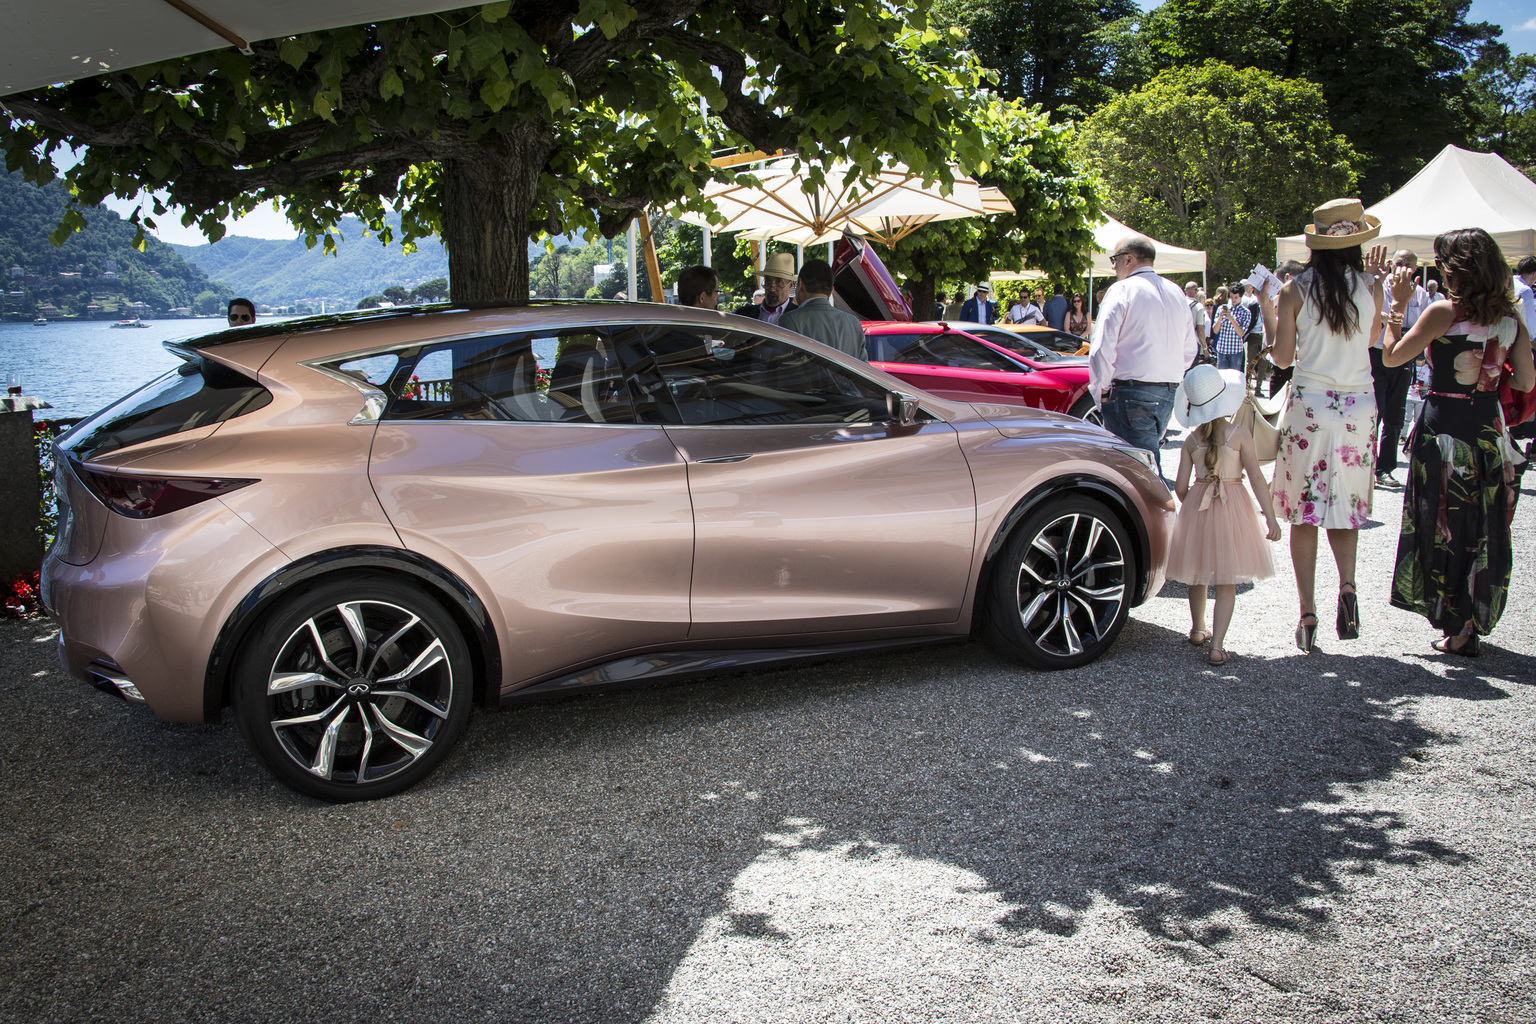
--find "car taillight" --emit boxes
[76,467,257,519]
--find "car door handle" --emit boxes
[696,454,752,464]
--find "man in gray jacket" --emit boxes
[777,259,865,359]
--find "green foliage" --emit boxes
[192,289,224,315]
[879,103,1100,317]
[933,0,1137,117]
[1465,44,1536,169]
[411,277,449,302]
[1076,62,1356,282]
[3,1,998,303]
[0,170,228,316]
[1128,0,1500,200]
[529,241,612,299]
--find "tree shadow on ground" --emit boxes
[0,617,1522,1023]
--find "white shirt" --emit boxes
[1008,301,1043,325]
[1088,267,1200,402]
[1514,275,1534,334]
[1375,283,1430,349]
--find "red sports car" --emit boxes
[863,321,1099,423]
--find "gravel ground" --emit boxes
[2,470,1534,1024]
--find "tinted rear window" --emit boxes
[61,358,272,458]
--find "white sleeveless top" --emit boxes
[1291,269,1376,392]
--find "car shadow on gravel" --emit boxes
[0,617,1519,1023]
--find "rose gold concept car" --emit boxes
[43,304,1172,801]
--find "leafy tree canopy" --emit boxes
[1129,0,1499,200]
[1076,61,1356,281]
[1,0,995,304]
[1465,43,1536,172]
[879,102,1100,317]
[933,0,1136,118]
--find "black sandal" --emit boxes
[1336,584,1359,640]
[1432,634,1481,658]
[1296,613,1318,653]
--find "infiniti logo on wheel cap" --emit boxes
[347,682,371,695]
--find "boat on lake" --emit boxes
[111,318,150,328]
[31,316,46,325]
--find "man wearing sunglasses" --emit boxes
[227,297,256,327]
[1088,235,1200,477]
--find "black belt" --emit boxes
[1111,379,1178,388]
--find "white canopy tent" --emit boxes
[3,1,472,94]
[1276,146,1536,265]
[993,215,1208,308]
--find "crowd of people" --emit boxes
[1086,199,1533,664]
[670,207,1535,665]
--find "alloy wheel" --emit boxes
[264,600,455,785]
[1013,512,1127,657]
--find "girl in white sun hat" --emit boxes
[1166,365,1284,665]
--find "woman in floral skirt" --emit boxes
[1380,228,1533,655]
[1257,199,1387,652]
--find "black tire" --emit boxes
[1068,394,1104,427]
[233,575,473,802]
[983,496,1135,670]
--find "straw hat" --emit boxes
[758,252,798,281]
[976,282,991,293]
[1174,366,1246,428]
[1303,198,1381,250]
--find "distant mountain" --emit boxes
[172,218,586,307]
[170,215,449,307]
[0,170,230,318]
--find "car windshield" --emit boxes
[873,332,1025,372]
[963,327,1075,362]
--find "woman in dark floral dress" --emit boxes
[1381,228,1534,655]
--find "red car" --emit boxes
[863,321,1099,423]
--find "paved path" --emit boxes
[2,477,1533,1024]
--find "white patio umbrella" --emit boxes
[679,159,1015,248]
[4,1,475,94]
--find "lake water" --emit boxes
[0,318,293,421]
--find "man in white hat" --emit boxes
[733,252,798,324]
[960,283,996,324]
[1088,234,1201,473]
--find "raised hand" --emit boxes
[1389,266,1417,308]
[1363,244,1390,281]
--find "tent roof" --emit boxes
[3,2,471,95]
[1277,146,1536,264]
[996,214,1207,280]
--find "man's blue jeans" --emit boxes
[1216,349,1244,372]
[1100,382,1176,477]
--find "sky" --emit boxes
[104,1,1534,246]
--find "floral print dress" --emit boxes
[1272,270,1379,529]
[1390,313,1522,637]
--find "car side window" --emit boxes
[886,332,1020,372]
[614,323,889,426]
[381,329,637,424]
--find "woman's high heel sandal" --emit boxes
[1432,634,1481,658]
[1336,584,1360,640]
[1296,613,1319,653]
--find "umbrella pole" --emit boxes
[797,244,804,271]
[627,221,638,302]
[637,211,665,303]
[1087,271,1093,316]
[703,228,712,268]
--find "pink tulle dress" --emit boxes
[1165,426,1276,587]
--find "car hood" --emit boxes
[964,399,1116,441]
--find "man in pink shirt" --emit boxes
[1088,234,1201,476]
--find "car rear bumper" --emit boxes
[44,500,281,723]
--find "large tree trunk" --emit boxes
[441,135,547,304]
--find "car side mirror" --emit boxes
[886,391,919,426]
